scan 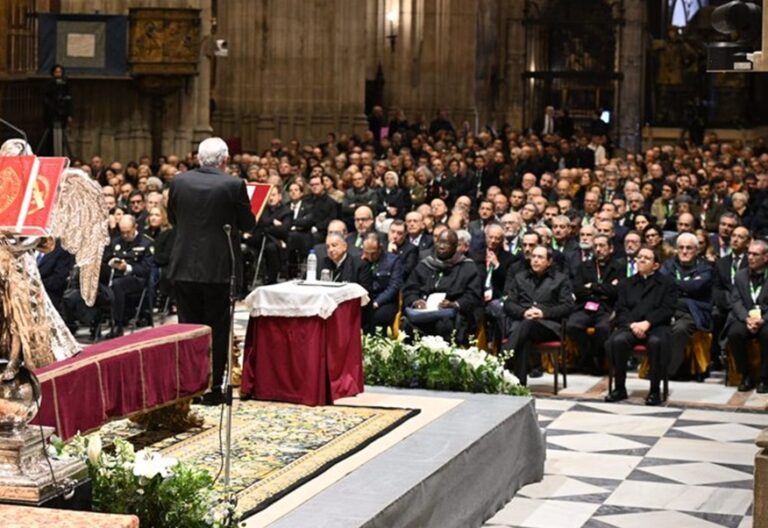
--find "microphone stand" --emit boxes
[222,224,237,500]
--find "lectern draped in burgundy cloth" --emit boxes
[32,324,212,440]
[241,282,368,406]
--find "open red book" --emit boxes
[0,155,68,236]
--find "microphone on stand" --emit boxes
[221,223,236,494]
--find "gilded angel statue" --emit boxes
[0,138,109,380]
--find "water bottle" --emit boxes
[306,249,317,282]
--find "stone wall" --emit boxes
[54,0,211,162]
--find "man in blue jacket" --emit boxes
[660,232,713,379]
[362,233,403,333]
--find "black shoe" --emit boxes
[738,376,755,392]
[136,317,153,328]
[645,391,662,406]
[529,367,544,379]
[758,381,768,394]
[605,388,628,402]
[200,391,225,406]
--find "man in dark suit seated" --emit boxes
[321,233,373,292]
[36,238,75,313]
[101,215,153,337]
[477,224,515,346]
[385,219,418,280]
[362,233,404,333]
[605,245,677,406]
[306,174,339,244]
[246,187,290,285]
[566,234,622,375]
[503,245,574,386]
[726,239,768,393]
[712,226,751,369]
[405,211,433,251]
[402,229,483,345]
[659,232,713,379]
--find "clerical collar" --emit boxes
[331,253,347,269]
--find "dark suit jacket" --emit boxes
[168,166,255,284]
[408,233,433,252]
[473,248,514,300]
[503,267,574,337]
[370,252,404,307]
[614,272,677,330]
[713,252,748,311]
[386,242,419,280]
[305,193,338,237]
[38,241,75,303]
[572,257,623,312]
[321,253,373,292]
[728,268,768,324]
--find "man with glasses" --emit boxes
[725,240,768,392]
[348,205,380,249]
[660,233,713,379]
[605,246,677,406]
[127,190,148,232]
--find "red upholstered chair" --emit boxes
[608,343,669,402]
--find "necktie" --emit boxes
[629,259,636,277]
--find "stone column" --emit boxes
[617,0,645,153]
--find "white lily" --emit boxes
[133,450,178,479]
[87,434,102,465]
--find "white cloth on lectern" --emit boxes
[245,280,370,319]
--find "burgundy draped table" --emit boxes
[241,281,369,406]
[32,324,212,440]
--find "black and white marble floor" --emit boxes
[484,399,759,528]
[116,306,761,528]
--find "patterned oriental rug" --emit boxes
[97,400,419,517]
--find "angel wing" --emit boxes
[50,168,110,306]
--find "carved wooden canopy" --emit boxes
[128,8,201,76]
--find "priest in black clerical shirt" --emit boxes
[321,233,372,293]
[605,245,677,406]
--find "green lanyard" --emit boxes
[750,271,768,303]
[731,256,742,283]
[626,259,636,278]
[595,260,603,284]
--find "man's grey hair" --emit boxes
[197,137,229,167]
[326,232,347,245]
[456,229,472,246]
[676,232,699,249]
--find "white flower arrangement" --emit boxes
[363,332,528,396]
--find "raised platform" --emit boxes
[256,387,545,528]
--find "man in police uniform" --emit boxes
[101,215,153,337]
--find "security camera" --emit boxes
[707,0,765,72]
[214,39,228,57]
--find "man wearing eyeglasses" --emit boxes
[605,245,677,406]
[127,190,148,233]
[660,233,713,380]
[725,240,768,393]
